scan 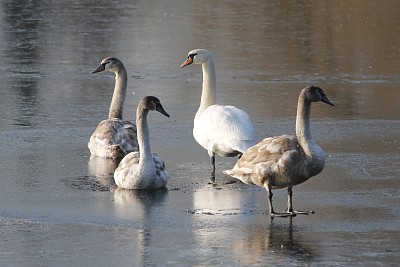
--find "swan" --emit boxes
[88,57,138,159]
[180,49,255,180]
[114,96,170,190]
[224,86,334,217]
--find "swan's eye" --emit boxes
[189,53,197,59]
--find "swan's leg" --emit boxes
[265,185,297,217]
[286,187,314,216]
[266,184,276,215]
[210,154,216,181]
[286,187,294,212]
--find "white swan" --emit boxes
[180,49,255,180]
[224,86,334,217]
[88,57,138,159]
[114,96,170,190]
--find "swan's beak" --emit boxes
[156,104,170,118]
[180,57,193,68]
[321,94,335,106]
[91,64,105,74]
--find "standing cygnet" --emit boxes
[224,86,334,217]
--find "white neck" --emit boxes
[196,57,216,119]
[109,67,127,119]
[136,107,154,168]
[295,91,325,172]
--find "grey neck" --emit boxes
[109,67,127,119]
[295,91,325,174]
[296,91,316,157]
[136,107,153,164]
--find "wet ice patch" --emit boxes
[65,175,116,191]
[184,208,267,216]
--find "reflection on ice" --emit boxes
[112,188,169,265]
[87,155,120,188]
[232,218,315,265]
[112,187,168,220]
[191,182,257,216]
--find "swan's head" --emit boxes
[91,57,124,74]
[180,49,212,68]
[140,96,170,118]
[304,86,335,106]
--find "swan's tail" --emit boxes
[223,169,235,176]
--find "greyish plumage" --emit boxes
[114,96,170,190]
[224,86,334,217]
[88,57,138,159]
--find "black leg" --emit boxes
[264,186,313,218]
[285,187,314,216]
[286,187,294,212]
[210,154,216,181]
[268,186,276,215]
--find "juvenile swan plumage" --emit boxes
[114,96,170,190]
[180,49,255,180]
[88,57,138,159]
[224,86,334,217]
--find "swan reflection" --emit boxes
[87,155,120,188]
[113,188,168,265]
[232,218,315,265]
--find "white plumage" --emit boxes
[180,49,255,180]
[88,57,138,159]
[114,96,169,190]
[224,86,335,217]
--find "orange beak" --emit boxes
[180,57,193,68]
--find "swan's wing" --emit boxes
[114,151,140,188]
[89,119,138,158]
[152,153,169,187]
[89,119,120,146]
[115,152,140,173]
[194,105,255,154]
[121,121,138,152]
[225,135,303,187]
[202,105,255,140]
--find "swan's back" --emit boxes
[224,135,319,189]
[114,152,169,189]
[194,104,255,157]
[88,118,138,159]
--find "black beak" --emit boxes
[321,94,335,106]
[91,64,105,74]
[156,103,170,117]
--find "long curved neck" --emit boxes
[136,107,153,165]
[196,58,216,118]
[295,92,317,157]
[109,66,127,119]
